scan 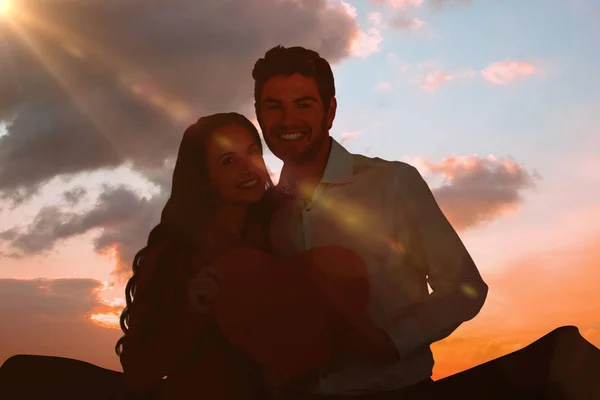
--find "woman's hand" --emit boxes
[186,267,222,314]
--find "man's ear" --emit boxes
[326,97,337,130]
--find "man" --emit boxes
[252,45,489,398]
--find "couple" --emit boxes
[1,46,599,400]
[114,45,485,399]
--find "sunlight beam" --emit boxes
[0,0,13,18]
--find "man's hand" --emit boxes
[328,324,400,365]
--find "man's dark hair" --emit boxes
[252,46,336,112]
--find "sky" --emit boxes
[0,0,599,381]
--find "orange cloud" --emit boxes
[482,61,537,85]
[431,235,600,379]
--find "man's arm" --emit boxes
[383,163,488,359]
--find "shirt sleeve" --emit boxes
[383,163,488,359]
[119,243,211,391]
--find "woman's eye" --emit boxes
[222,157,234,165]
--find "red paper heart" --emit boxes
[211,246,370,381]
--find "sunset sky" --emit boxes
[1,0,599,380]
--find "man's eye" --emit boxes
[266,104,280,110]
[297,103,310,109]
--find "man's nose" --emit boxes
[280,105,300,125]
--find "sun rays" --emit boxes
[0,0,193,144]
[0,0,13,18]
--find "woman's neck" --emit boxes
[212,204,249,240]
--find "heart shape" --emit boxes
[210,245,371,381]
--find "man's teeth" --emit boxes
[280,132,304,141]
[239,179,259,188]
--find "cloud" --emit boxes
[482,61,537,85]
[371,0,424,9]
[389,14,426,30]
[349,27,383,58]
[0,278,123,371]
[0,0,358,201]
[0,153,537,275]
[340,0,383,58]
[429,0,474,9]
[422,71,454,92]
[62,186,87,207]
[422,69,474,92]
[339,130,367,143]
[368,12,383,26]
[1,179,169,279]
[418,155,540,231]
[375,81,393,91]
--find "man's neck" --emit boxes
[284,137,332,200]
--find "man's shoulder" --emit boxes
[351,153,422,181]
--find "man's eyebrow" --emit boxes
[262,96,319,104]
[294,96,319,103]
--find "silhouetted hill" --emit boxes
[431,326,600,399]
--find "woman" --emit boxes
[116,112,278,399]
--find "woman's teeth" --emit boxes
[239,179,259,188]
[280,132,304,141]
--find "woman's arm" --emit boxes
[119,244,211,392]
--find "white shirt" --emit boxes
[269,138,488,396]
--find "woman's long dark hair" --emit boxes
[115,112,275,357]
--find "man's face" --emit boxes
[256,73,336,165]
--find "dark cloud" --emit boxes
[424,155,540,231]
[0,153,538,278]
[62,186,87,206]
[0,278,122,371]
[1,182,168,279]
[0,0,357,200]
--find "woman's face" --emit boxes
[205,124,269,206]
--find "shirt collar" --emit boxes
[321,138,354,184]
[278,138,354,190]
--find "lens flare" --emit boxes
[0,0,13,18]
